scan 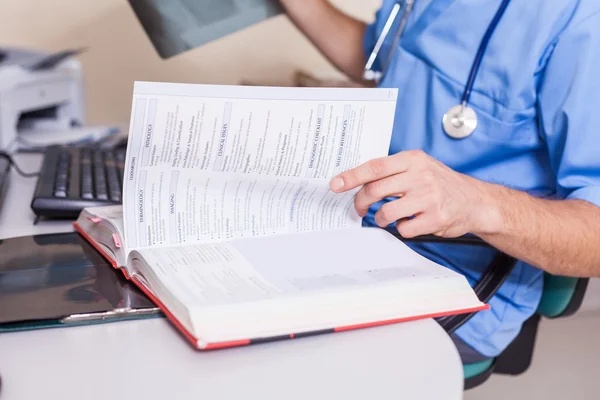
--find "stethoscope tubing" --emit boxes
[364,0,513,139]
[462,0,511,105]
[367,0,512,104]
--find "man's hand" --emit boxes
[329,150,493,238]
[330,150,600,277]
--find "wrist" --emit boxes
[468,179,506,236]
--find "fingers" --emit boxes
[395,214,440,238]
[330,152,414,193]
[354,173,414,217]
[373,195,426,227]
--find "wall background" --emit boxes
[1,0,599,312]
[0,0,379,125]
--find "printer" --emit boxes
[0,47,86,150]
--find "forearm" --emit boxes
[472,183,600,277]
[280,0,368,81]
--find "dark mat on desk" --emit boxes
[0,232,162,332]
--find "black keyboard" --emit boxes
[31,145,125,218]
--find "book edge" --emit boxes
[74,221,120,271]
[74,221,490,351]
[75,220,205,349]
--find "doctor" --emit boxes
[281,0,600,363]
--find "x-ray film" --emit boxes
[129,0,283,58]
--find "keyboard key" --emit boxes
[82,148,92,164]
[81,159,94,200]
[54,150,70,197]
[110,190,121,202]
[68,148,81,199]
[93,150,108,200]
[116,149,125,163]
[55,180,67,192]
[95,181,108,200]
[105,159,121,202]
[115,149,125,182]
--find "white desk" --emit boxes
[0,153,464,400]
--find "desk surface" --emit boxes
[0,153,464,400]
[0,318,463,400]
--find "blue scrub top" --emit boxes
[363,0,600,357]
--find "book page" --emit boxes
[87,205,123,220]
[131,228,463,309]
[132,242,281,308]
[123,82,397,251]
[78,206,127,267]
[86,206,124,232]
[129,228,482,343]
[229,228,461,293]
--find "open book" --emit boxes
[75,82,487,350]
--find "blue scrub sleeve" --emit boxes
[538,8,600,208]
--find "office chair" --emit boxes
[394,231,590,390]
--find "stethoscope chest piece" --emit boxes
[442,104,478,139]
[363,0,510,140]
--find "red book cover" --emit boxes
[74,221,489,350]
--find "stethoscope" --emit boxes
[363,0,511,139]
